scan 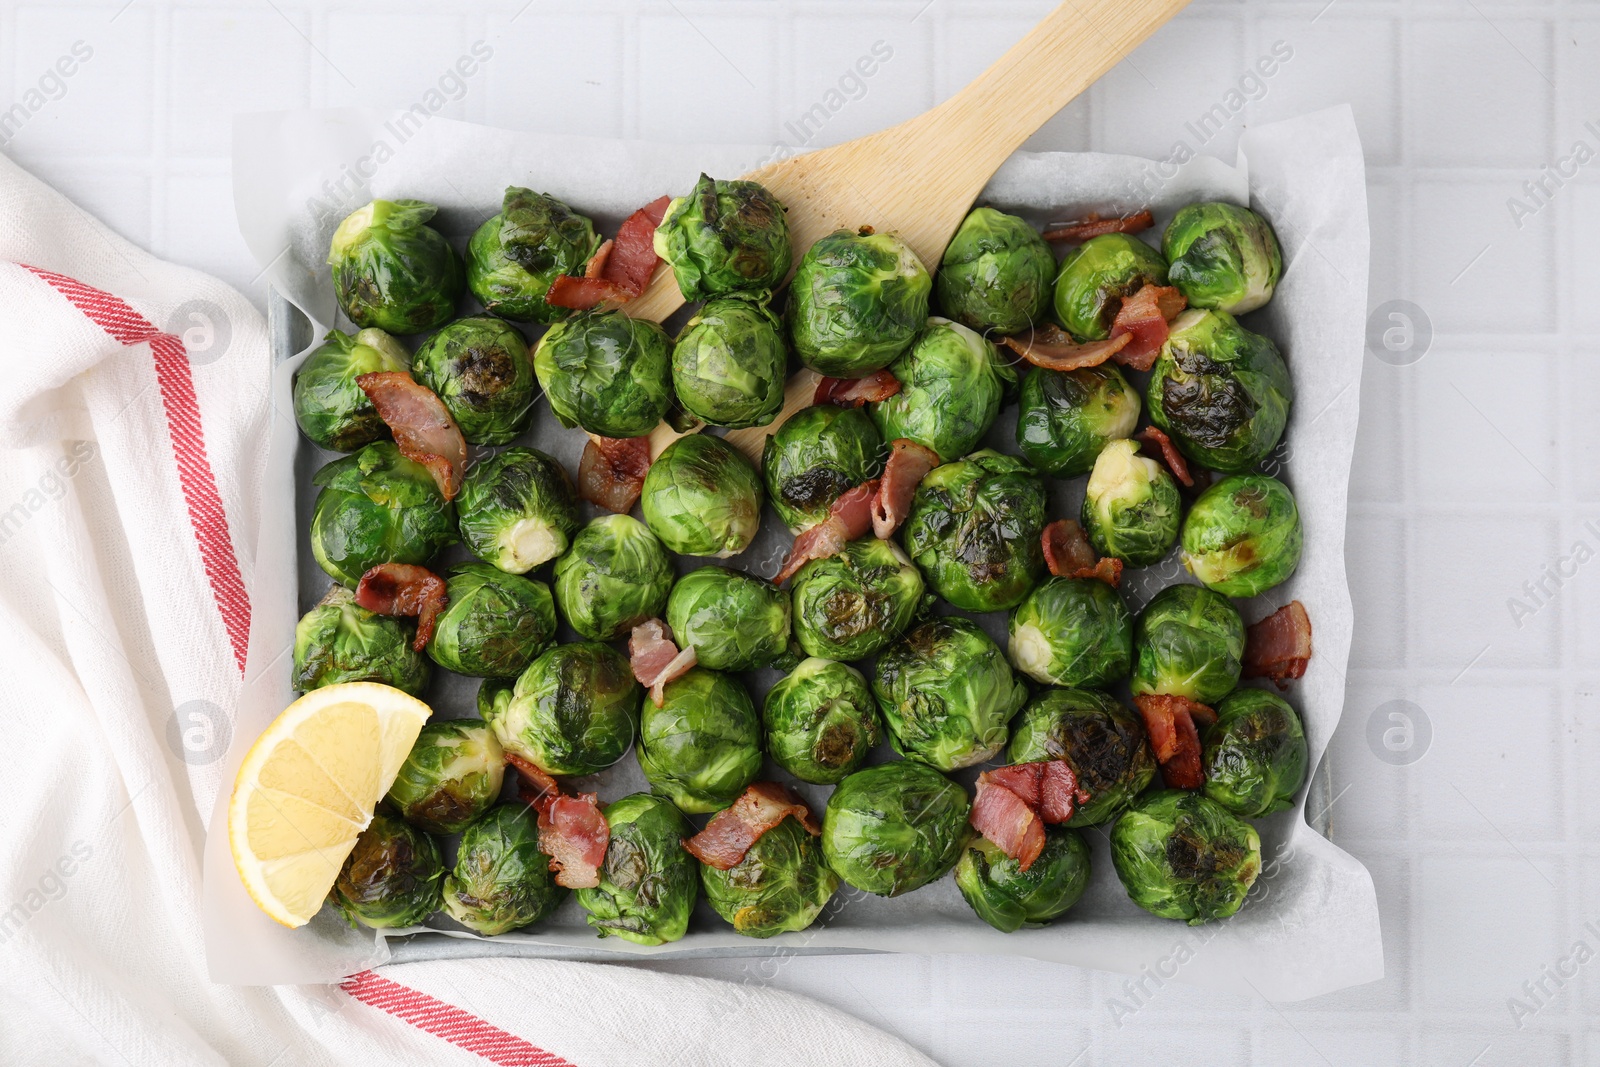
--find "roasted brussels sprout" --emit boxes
[701,816,839,938]
[292,328,411,452]
[1052,233,1168,341]
[1202,688,1308,818]
[665,566,791,671]
[640,434,763,558]
[427,563,556,677]
[411,315,535,445]
[1080,439,1181,567]
[873,617,1028,771]
[790,537,926,661]
[1007,688,1156,826]
[935,206,1054,334]
[762,658,880,784]
[465,187,599,323]
[869,317,1015,463]
[533,308,672,438]
[1015,364,1140,477]
[328,809,442,929]
[1130,584,1245,704]
[821,761,970,897]
[1007,576,1132,689]
[387,718,505,835]
[789,228,932,376]
[1146,309,1292,473]
[655,174,792,300]
[488,642,641,776]
[671,295,788,429]
[309,441,456,587]
[477,676,513,720]
[903,449,1047,612]
[292,587,429,697]
[576,792,698,945]
[552,515,674,640]
[762,404,885,534]
[636,668,762,814]
[328,198,462,334]
[955,827,1091,932]
[456,447,582,575]
[1110,789,1261,924]
[443,802,565,935]
[1181,474,1302,598]
[1162,202,1283,314]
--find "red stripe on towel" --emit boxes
[342,970,577,1066]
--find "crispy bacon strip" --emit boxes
[545,195,672,309]
[1109,283,1186,371]
[629,619,697,707]
[354,563,447,651]
[774,479,879,584]
[585,238,614,280]
[1040,519,1123,588]
[871,439,940,539]
[1136,425,1193,487]
[1135,694,1214,790]
[1038,761,1084,825]
[354,372,467,500]
[578,435,652,513]
[970,761,1088,872]
[683,782,821,870]
[999,324,1130,372]
[1244,601,1314,689]
[814,370,901,408]
[504,753,609,890]
[506,752,560,809]
[1042,210,1154,242]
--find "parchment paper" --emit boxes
[205,105,1380,1000]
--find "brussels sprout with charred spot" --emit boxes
[576,792,698,945]
[1162,202,1283,314]
[534,308,673,438]
[1007,688,1156,826]
[412,316,536,445]
[387,718,505,835]
[488,642,641,777]
[640,434,763,558]
[1110,789,1261,924]
[328,810,442,929]
[456,447,581,576]
[1008,576,1132,689]
[869,317,1015,464]
[701,816,839,938]
[789,228,932,376]
[821,761,971,897]
[935,206,1055,334]
[790,537,926,661]
[666,566,791,671]
[762,405,885,534]
[1182,474,1302,598]
[292,328,411,452]
[309,441,456,588]
[1203,688,1308,818]
[1130,584,1245,704]
[655,174,792,301]
[293,587,430,697]
[636,668,762,814]
[955,827,1091,932]
[1015,364,1140,477]
[443,803,565,935]
[466,187,599,323]
[763,658,881,785]
[329,199,462,334]
[1052,233,1168,341]
[427,563,557,678]
[672,295,788,429]
[1081,439,1182,568]
[552,515,674,641]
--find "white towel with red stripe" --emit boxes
[0,151,937,1066]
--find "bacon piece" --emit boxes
[1135,694,1213,790]
[871,439,940,539]
[1136,425,1193,487]
[970,772,1046,872]
[774,479,879,584]
[1040,519,1124,588]
[1039,761,1085,825]
[683,782,821,870]
[814,370,901,408]
[999,324,1130,372]
[585,238,614,280]
[629,619,697,707]
[503,753,609,889]
[1109,284,1186,371]
[578,434,652,513]
[1243,601,1314,689]
[545,195,672,310]
[1042,210,1154,242]
[354,372,467,500]
[354,563,447,651]
[505,752,560,809]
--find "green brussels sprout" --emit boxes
[821,761,971,897]
[790,537,926,661]
[954,827,1091,933]
[903,449,1047,612]
[1130,584,1245,704]
[576,792,698,945]
[465,187,599,323]
[292,328,411,452]
[477,676,513,720]
[935,206,1055,334]
[427,563,557,677]
[456,447,581,575]
[789,228,932,376]
[762,658,880,784]
[1110,789,1261,924]
[1162,202,1283,314]
[671,295,788,429]
[411,316,535,445]
[1080,439,1182,567]
[1007,576,1132,689]
[701,816,839,938]
[1181,474,1303,598]
[873,617,1028,771]
[640,434,763,558]
[1146,309,1293,473]
[292,587,429,697]
[665,566,791,670]
[386,718,506,835]
[442,802,565,935]
[1202,688,1308,818]
[309,441,456,587]
[328,809,442,929]
[488,642,641,776]
[552,515,674,640]
[533,308,672,438]
[869,317,1015,463]
[1007,688,1156,826]
[1052,233,1168,341]
[1015,364,1140,477]
[328,198,462,334]
[762,404,885,534]
[655,174,792,301]
[636,668,762,814]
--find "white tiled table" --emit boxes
[5,1,1592,1063]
